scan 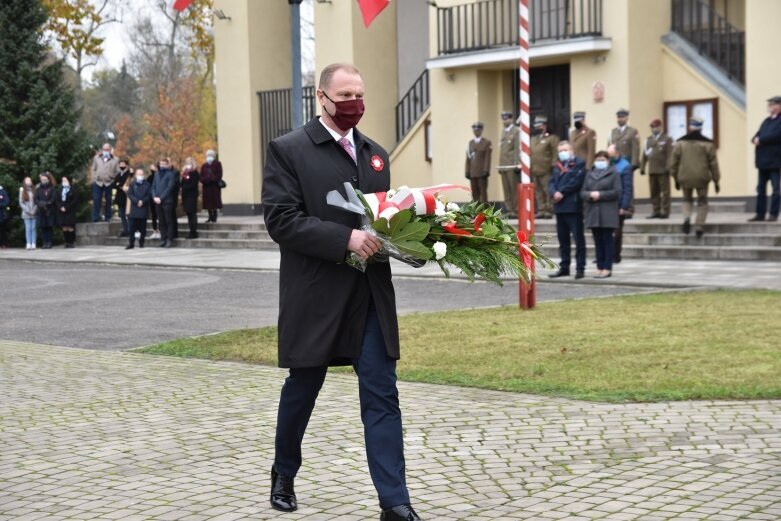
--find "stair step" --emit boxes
[538,244,781,261]
[94,237,279,250]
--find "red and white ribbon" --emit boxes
[363,184,470,221]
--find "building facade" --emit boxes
[213,0,781,214]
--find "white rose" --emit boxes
[433,241,447,260]
[434,200,446,216]
[446,202,460,212]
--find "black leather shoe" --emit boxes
[574,271,584,280]
[125,244,134,250]
[270,467,297,512]
[158,241,167,247]
[696,230,704,239]
[658,214,669,219]
[381,503,421,521]
[613,257,622,264]
[548,269,570,278]
[768,215,779,222]
[748,215,764,222]
[682,219,691,235]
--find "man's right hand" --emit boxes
[348,230,382,260]
[553,191,564,202]
[153,197,161,204]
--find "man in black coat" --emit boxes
[548,141,587,279]
[152,158,177,247]
[749,96,781,222]
[261,63,421,521]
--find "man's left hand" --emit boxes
[619,208,626,216]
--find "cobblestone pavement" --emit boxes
[2,341,780,521]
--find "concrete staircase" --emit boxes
[76,202,781,261]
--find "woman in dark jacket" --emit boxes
[113,159,132,237]
[35,172,57,249]
[126,169,152,249]
[180,157,200,238]
[580,150,622,278]
[55,176,79,248]
[200,149,223,223]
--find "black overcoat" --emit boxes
[35,184,56,227]
[127,181,151,219]
[262,117,398,369]
[55,187,78,227]
[180,170,200,214]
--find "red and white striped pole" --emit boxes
[518,0,536,309]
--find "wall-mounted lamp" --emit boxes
[315,0,332,4]
[213,9,231,21]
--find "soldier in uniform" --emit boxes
[640,118,673,218]
[608,108,640,170]
[530,115,559,219]
[498,111,520,216]
[465,121,492,204]
[670,117,721,238]
[570,112,597,169]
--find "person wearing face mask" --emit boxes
[548,141,587,279]
[580,151,622,278]
[91,143,120,222]
[200,149,223,223]
[113,159,132,237]
[569,111,597,169]
[0,183,8,249]
[19,177,38,250]
[180,157,200,239]
[640,119,673,218]
[152,158,177,247]
[607,145,633,264]
[748,96,781,222]
[262,63,422,521]
[126,169,151,249]
[35,172,57,249]
[465,122,492,204]
[530,115,559,219]
[56,176,79,248]
[147,164,160,239]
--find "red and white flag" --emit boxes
[357,0,390,28]
[173,0,194,13]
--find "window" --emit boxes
[663,98,719,148]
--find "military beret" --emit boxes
[768,96,781,105]
[573,111,586,121]
[689,116,704,128]
[616,108,630,116]
[472,121,484,129]
[650,118,662,127]
[500,111,513,118]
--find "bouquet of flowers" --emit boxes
[326,183,556,285]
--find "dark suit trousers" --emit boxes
[157,202,175,242]
[470,177,489,204]
[756,169,780,218]
[129,218,147,246]
[592,227,615,271]
[555,212,586,273]
[274,300,410,510]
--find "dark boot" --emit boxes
[381,504,422,521]
[270,467,297,512]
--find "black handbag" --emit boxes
[217,179,227,189]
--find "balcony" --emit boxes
[432,0,608,66]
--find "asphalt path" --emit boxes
[0,260,652,350]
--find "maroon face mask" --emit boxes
[322,92,365,131]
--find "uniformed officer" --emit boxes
[465,121,492,204]
[640,118,673,218]
[498,111,520,216]
[570,112,597,169]
[530,115,559,219]
[608,108,640,170]
[670,117,721,238]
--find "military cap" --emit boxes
[533,115,548,126]
[689,116,704,129]
[471,121,484,129]
[616,108,630,116]
[500,111,513,119]
[573,111,586,121]
[768,96,781,105]
[650,118,662,127]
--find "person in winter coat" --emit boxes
[748,96,781,222]
[580,150,622,279]
[200,149,223,223]
[91,143,119,222]
[147,164,160,239]
[607,144,633,264]
[152,158,177,247]
[35,172,57,249]
[670,117,721,238]
[113,159,132,237]
[548,141,587,279]
[56,176,79,248]
[126,169,152,249]
[0,184,9,249]
[19,177,37,250]
[180,157,200,238]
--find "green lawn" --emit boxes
[136,290,781,403]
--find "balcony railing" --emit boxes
[395,70,430,143]
[436,0,603,56]
[671,0,744,86]
[258,86,316,167]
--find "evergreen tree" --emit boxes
[0,0,93,244]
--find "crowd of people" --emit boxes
[2,145,225,250]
